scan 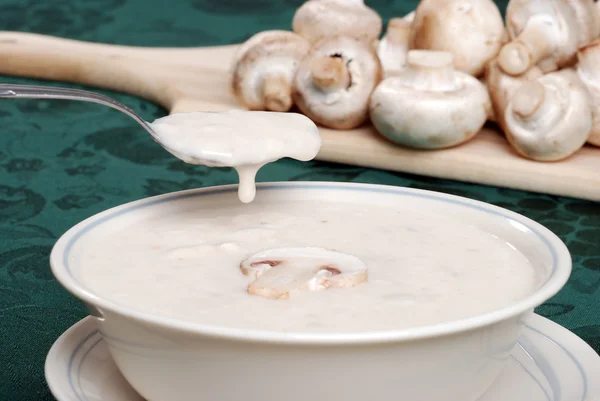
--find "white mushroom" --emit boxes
[231,31,310,112]
[576,39,600,147]
[564,0,600,46]
[369,50,491,149]
[484,58,543,132]
[498,0,580,76]
[293,35,382,129]
[292,0,382,44]
[231,30,289,67]
[503,69,593,161]
[409,0,505,77]
[240,247,368,300]
[377,18,412,78]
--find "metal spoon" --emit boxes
[0,83,221,165]
[1,83,323,204]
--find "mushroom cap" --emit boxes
[369,50,490,149]
[577,39,600,147]
[409,0,505,76]
[293,35,382,130]
[484,58,543,132]
[231,31,311,111]
[503,0,579,74]
[231,30,291,68]
[377,18,412,78]
[240,247,368,299]
[292,0,383,44]
[504,69,592,161]
[564,0,600,47]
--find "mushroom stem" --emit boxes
[262,75,293,112]
[310,56,351,91]
[386,18,412,45]
[498,17,555,76]
[249,264,323,299]
[378,18,412,77]
[511,80,559,128]
[404,50,457,91]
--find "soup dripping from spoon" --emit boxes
[0,84,322,203]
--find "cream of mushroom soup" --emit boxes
[71,194,540,333]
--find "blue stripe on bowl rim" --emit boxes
[50,182,572,344]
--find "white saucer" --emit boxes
[45,314,600,401]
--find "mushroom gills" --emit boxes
[240,247,368,300]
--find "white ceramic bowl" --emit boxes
[50,182,571,401]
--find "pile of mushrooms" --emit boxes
[230,0,600,162]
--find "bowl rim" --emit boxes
[50,181,572,345]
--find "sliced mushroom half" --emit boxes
[240,247,368,300]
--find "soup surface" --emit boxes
[72,197,541,333]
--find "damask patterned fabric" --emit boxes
[0,0,598,399]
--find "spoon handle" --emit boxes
[0,83,157,139]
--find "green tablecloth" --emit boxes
[0,0,598,399]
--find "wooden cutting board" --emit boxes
[0,31,598,201]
